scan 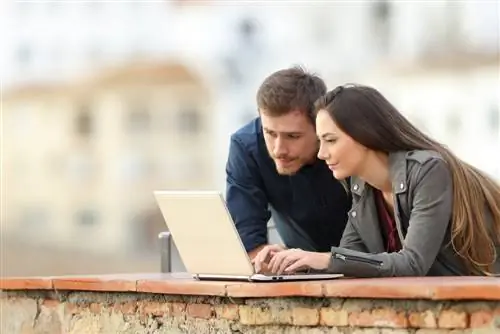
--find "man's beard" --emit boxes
[272,155,300,175]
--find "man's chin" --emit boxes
[275,163,301,176]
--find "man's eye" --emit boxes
[288,134,301,139]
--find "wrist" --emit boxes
[248,244,268,260]
[322,252,333,270]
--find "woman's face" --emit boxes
[315,109,369,180]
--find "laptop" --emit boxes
[153,190,343,282]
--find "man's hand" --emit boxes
[268,249,331,275]
[250,244,287,273]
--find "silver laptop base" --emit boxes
[194,273,343,282]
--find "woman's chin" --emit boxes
[331,170,345,180]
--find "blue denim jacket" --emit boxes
[225,117,351,253]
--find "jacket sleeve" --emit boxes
[225,135,271,252]
[328,158,453,277]
[338,212,368,252]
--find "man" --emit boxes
[225,66,351,270]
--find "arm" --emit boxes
[225,135,272,255]
[329,159,453,277]
[338,212,369,252]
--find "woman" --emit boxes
[262,84,500,277]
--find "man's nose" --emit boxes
[273,137,287,156]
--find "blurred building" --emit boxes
[2,62,215,254]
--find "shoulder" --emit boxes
[405,150,444,165]
[391,150,447,172]
[230,117,263,152]
[227,117,270,170]
[403,150,452,190]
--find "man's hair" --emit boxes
[256,66,327,122]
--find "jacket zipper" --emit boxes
[334,253,383,266]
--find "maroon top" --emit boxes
[374,190,402,253]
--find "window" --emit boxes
[76,104,93,137]
[16,45,32,67]
[178,107,201,134]
[67,153,94,183]
[371,0,391,53]
[446,111,462,138]
[238,18,257,46]
[120,154,152,182]
[18,207,50,241]
[127,103,150,133]
[20,208,49,229]
[488,104,499,135]
[75,210,99,226]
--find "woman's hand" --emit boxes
[268,249,331,275]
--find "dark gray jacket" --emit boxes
[328,150,500,277]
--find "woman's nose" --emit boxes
[317,143,328,160]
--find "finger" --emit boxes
[285,258,306,273]
[271,250,297,274]
[277,255,299,275]
[277,252,302,275]
[253,247,272,272]
[269,251,289,274]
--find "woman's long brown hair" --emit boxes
[315,85,500,275]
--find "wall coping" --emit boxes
[1,273,499,301]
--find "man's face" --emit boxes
[260,109,319,175]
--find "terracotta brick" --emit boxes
[470,310,495,328]
[324,278,433,300]
[64,303,79,315]
[380,330,413,334]
[438,310,468,329]
[414,330,451,334]
[408,310,438,328]
[113,301,137,315]
[292,307,319,326]
[171,302,186,316]
[239,305,273,325]
[52,276,136,292]
[186,303,213,319]
[432,279,500,301]
[226,281,323,298]
[349,309,408,328]
[42,299,60,308]
[351,329,380,334]
[320,308,348,326]
[137,277,227,296]
[214,304,239,320]
[89,302,101,314]
[140,301,170,316]
[0,277,53,290]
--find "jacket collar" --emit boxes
[350,151,408,196]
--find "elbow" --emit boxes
[388,251,431,277]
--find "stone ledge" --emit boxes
[1,289,499,333]
[1,273,499,301]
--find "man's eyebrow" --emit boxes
[264,128,303,135]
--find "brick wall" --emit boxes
[1,290,499,334]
